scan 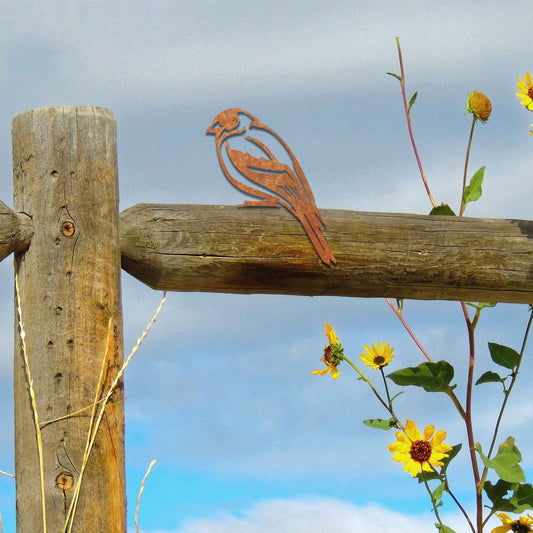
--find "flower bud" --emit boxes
[466,91,492,123]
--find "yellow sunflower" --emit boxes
[388,419,452,477]
[360,342,395,370]
[312,322,343,380]
[492,512,533,533]
[517,72,533,111]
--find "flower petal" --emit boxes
[404,420,421,441]
[423,424,435,441]
[324,322,339,345]
[404,459,421,477]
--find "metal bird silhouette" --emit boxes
[206,108,336,265]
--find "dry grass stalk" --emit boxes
[15,270,47,533]
[63,291,167,533]
[135,459,157,533]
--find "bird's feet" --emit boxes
[240,199,279,207]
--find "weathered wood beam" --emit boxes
[13,107,125,532]
[0,200,32,260]
[120,204,533,304]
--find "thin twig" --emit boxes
[15,270,47,533]
[385,298,433,362]
[395,37,436,208]
[135,459,157,533]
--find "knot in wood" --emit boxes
[60,220,75,237]
[55,471,74,491]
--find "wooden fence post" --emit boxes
[12,107,125,532]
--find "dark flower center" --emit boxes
[410,440,432,463]
[373,355,385,366]
[528,87,533,99]
[511,521,531,532]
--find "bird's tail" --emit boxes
[299,212,337,266]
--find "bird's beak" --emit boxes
[206,122,218,135]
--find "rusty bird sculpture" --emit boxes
[206,108,336,265]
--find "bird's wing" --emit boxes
[226,139,305,202]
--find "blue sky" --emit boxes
[1,2,532,532]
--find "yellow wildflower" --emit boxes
[388,419,452,477]
[491,512,533,533]
[517,72,533,111]
[466,90,492,122]
[360,342,395,370]
[312,322,343,380]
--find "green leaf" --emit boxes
[462,166,485,205]
[431,481,445,508]
[441,443,462,470]
[489,343,520,370]
[363,418,396,431]
[408,91,418,113]
[477,438,525,483]
[435,525,456,533]
[483,479,514,512]
[387,361,455,393]
[475,371,503,385]
[509,483,533,513]
[429,203,456,216]
[466,302,497,311]
[387,72,402,82]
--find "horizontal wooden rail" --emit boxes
[119,204,533,304]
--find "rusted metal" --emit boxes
[207,108,336,266]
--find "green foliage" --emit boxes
[475,370,503,386]
[429,203,456,216]
[489,343,520,370]
[408,92,418,114]
[363,418,396,430]
[484,480,533,513]
[387,71,402,82]
[510,483,533,513]
[462,166,485,205]
[435,525,456,533]
[387,361,455,393]
[476,438,525,483]
[466,302,497,311]
[484,479,516,512]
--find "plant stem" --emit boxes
[460,116,477,216]
[444,481,477,533]
[460,301,482,533]
[341,354,391,413]
[385,298,433,362]
[395,37,436,209]
[421,474,446,529]
[386,298,467,420]
[480,308,533,489]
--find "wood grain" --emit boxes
[120,204,533,304]
[12,107,125,532]
[0,200,32,260]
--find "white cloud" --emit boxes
[145,498,470,533]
